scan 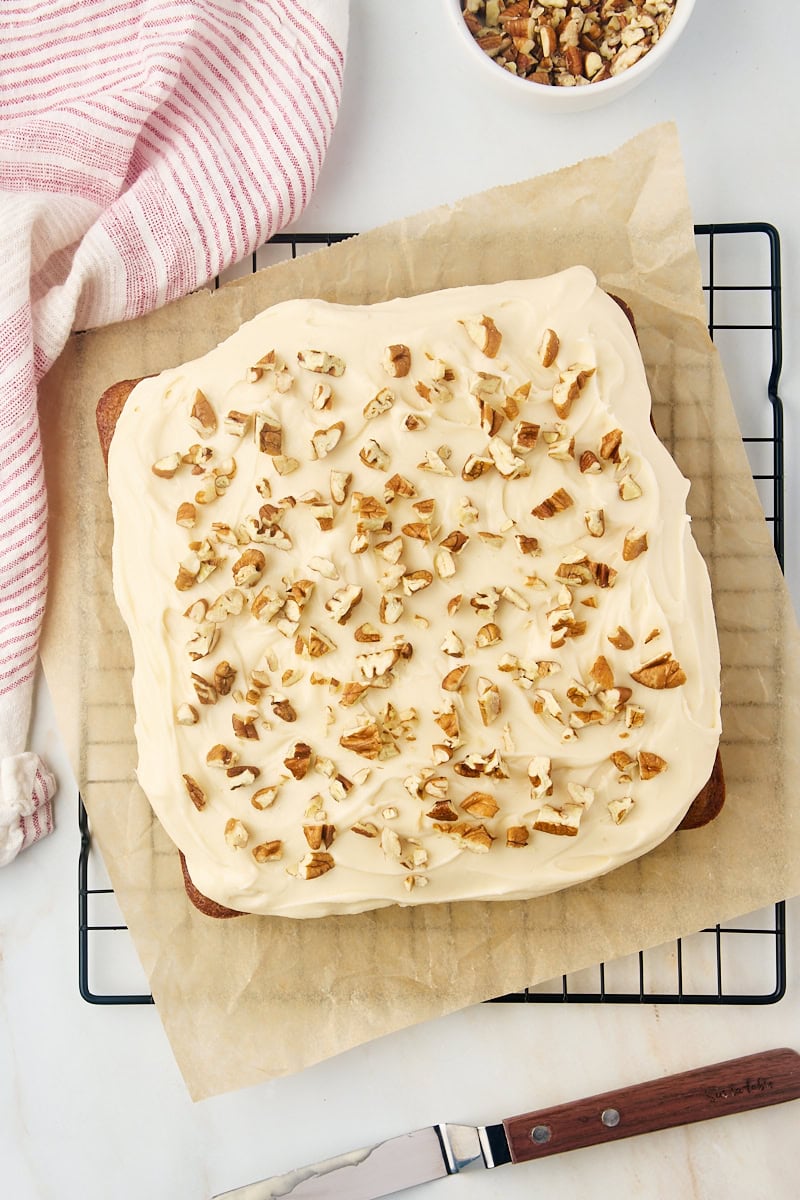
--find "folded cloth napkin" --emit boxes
[0,0,349,865]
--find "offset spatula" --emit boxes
[214,1048,800,1199]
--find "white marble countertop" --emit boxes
[2,2,799,1198]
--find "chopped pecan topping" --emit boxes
[339,720,383,759]
[476,676,502,726]
[363,388,395,420]
[589,655,614,691]
[284,742,313,779]
[461,453,493,481]
[608,797,635,825]
[552,364,594,419]
[299,851,335,879]
[442,664,470,692]
[418,448,453,476]
[297,349,345,376]
[531,487,573,519]
[440,529,469,554]
[426,800,459,823]
[623,528,648,560]
[511,420,540,452]
[460,314,502,357]
[206,743,238,769]
[402,570,433,595]
[295,627,336,659]
[488,436,529,479]
[475,622,501,648]
[213,660,236,695]
[182,774,206,811]
[630,653,686,690]
[311,382,333,411]
[599,428,623,463]
[152,452,182,479]
[271,697,297,722]
[254,413,282,456]
[618,474,643,501]
[224,818,249,849]
[232,548,266,588]
[310,421,344,459]
[351,821,379,838]
[579,449,602,474]
[527,756,553,801]
[514,533,539,555]
[382,343,411,377]
[191,672,217,706]
[175,501,197,529]
[506,826,529,848]
[585,508,605,538]
[303,823,336,850]
[359,438,390,471]
[232,712,259,740]
[638,750,667,779]
[224,409,250,437]
[533,804,583,838]
[433,820,494,853]
[176,703,199,726]
[252,840,283,862]
[461,791,499,819]
[189,390,217,438]
[608,625,634,651]
[538,327,559,367]
[226,765,260,790]
[330,469,351,505]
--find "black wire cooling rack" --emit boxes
[78,222,786,1007]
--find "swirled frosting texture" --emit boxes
[108,268,721,917]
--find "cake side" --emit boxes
[102,268,723,918]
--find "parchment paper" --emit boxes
[39,124,800,1100]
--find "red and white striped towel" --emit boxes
[0,0,349,867]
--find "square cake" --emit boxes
[101,267,722,917]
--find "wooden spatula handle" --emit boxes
[504,1048,800,1164]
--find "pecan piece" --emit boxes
[224,818,249,849]
[460,314,502,357]
[506,826,529,848]
[531,487,573,519]
[189,390,217,438]
[232,548,266,588]
[297,349,345,377]
[252,841,283,863]
[623,528,648,560]
[538,327,559,367]
[638,750,668,780]
[630,653,686,690]
[284,742,313,780]
[363,388,394,420]
[382,343,411,378]
[299,851,335,879]
[152,452,181,479]
[254,413,282,456]
[303,823,336,850]
[182,774,206,812]
[271,697,297,722]
[339,721,382,759]
[461,791,499,819]
[310,421,344,459]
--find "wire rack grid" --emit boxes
[78,222,786,1007]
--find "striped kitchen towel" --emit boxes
[0,0,349,866]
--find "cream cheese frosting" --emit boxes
[107,267,721,918]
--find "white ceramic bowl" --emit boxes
[443,0,696,112]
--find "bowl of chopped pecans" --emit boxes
[445,0,696,111]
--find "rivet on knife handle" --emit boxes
[503,1048,800,1164]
